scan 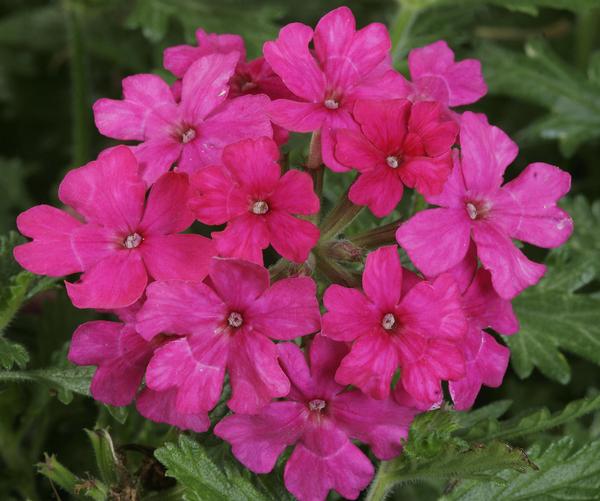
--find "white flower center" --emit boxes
[466,202,478,220]
[227,312,243,328]
[123,233,143,249]
[181,128,196,144]
[386,156,399,169]
[382,313,396,330]
[308,399,327,412]
[252,200,269,215]
[324,98,339,110]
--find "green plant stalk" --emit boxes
[320,188,364,241]
[63,0,91,167]
[365,460,394,501]
[390,2,422,60]
[349,219,401,249]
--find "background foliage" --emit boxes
[1,0,600,499]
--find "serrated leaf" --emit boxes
[367,409,535,499]
[0,337,29,370]
[507,197,600,383]
[155,435,283,501]
[442,437,600,500]
[476,40,600,156]
[462,393,600,443]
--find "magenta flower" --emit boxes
[135,257,321,415]
[263,6,405,171]
[93,52,272,184]
[164,28,246,78]
[188,137,320,265]
[68,302,156,407]
[215,335,418,501]
[334,98,459,217]
[444,246,517,410]
[400,40,487,108]
[14,147,215,309]
[322,245,466,404]
[396,112,573,299]
[69,301,210,432]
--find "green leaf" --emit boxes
[475,39,600,156]
[462,393,600,443]
[507,197,600,383]
[127,0,282,56]
[0,366,94,404]
[155,435,285,501]
[442,437,600,500]
[85,429,121,485]
[0,337,29,370]
[365,409,535,500]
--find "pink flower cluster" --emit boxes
[14,7,573,501]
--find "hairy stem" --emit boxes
[350,219,401,249]
[390,1,422,60]
[63,0,91,167]
[365,461,394,501]
[320,187,364,241]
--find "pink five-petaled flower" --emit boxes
[93,52,272,185]
[396,112,574,299]
[400,40,487,109]
[135,258,321,415]
[322,245,467,404]
[188,137,320,265]
[13,146,214,309]
[68,301,209,432]
[334,98,459,217]
[444,245,518,410]
[263,6,405,172]
[215,335,418,501]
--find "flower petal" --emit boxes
[180,52,239,123]
[141,233,214,282]
[59,146,146,232]
[145,335,229,413]
[353,99,410,153]
[396,207,471,276]
[263,23,326,101]
[267,99,328,132]
[135,279,226,340]
[14,205,83,276]
[332,390,416,460]
[65,251,147,309]
[334,128,383,172]
[227,331,290,414]
[363,245,403,310]
[214,402,306,473]
[139,172,194,234]
[136,388,210,432]
[246,277,320,340]
[472,221,546,299]
[131,139,181,186]
[493,162,573,248]
[270,170,319,215]
[266,211,320,263]
[213,214,269,265]
[209,257,270,311]
[335,331,398,400]
[322,285,378,342]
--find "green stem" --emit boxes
[574,7,600,70]
[365,461,394,501]
[389,2,422,60]
[349,219,401,250]
[63,0,91,167]
[320,187,364,241]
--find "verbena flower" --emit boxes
[215,335,418,501]
[400,40,487,109]
[14,147,214,309]
[93,52,272,184]
[322,245,467,404]
[188,137,320,264]
[264,6,405,171]
[136,257,321,414]
[334,98,459,216]
[396,112,573,299]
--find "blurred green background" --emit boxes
[1,0,600,499]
